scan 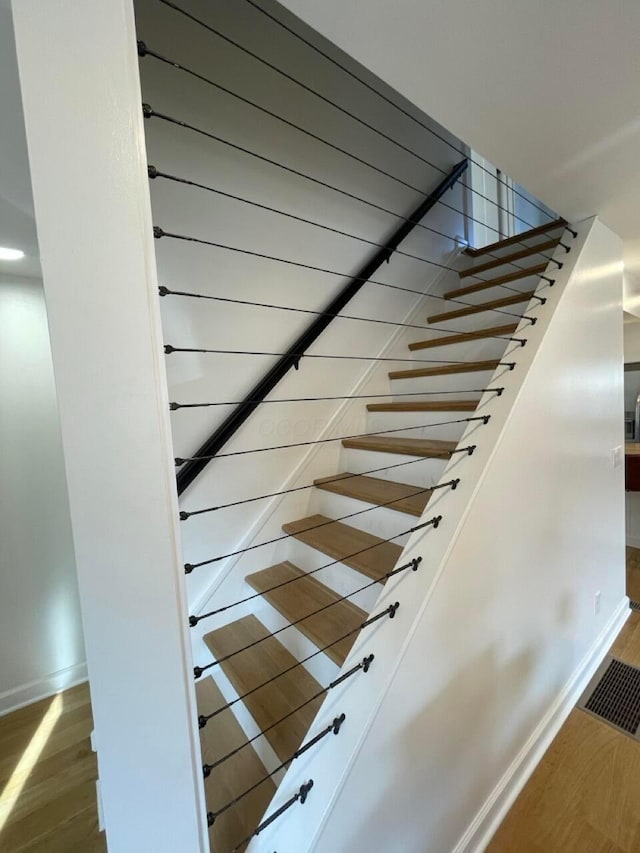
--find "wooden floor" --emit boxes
[627,545,640,604]
[0,682,105,852]
[488,547,640,853]
[2,550,639,852]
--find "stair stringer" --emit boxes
[251,217,627,853]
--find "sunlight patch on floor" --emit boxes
[0,693,63,833]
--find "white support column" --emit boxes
[11,2,207,850]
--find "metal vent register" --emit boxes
[630,600,640,612]
[578,656,640,739]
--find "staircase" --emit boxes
[195,217,569,850]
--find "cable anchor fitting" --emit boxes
[332,713,346,735]
[299,780,314,804]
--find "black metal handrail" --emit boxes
[176,158,469,494]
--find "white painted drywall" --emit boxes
[252,219,627,853]
[133,0,468,613]
[277,0,640,303]
[0,274,85,714]
[11,1,207,850]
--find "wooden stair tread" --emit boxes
[196,677,275,852]
[427,291,534,323]
[445,262,547,299]
[341,435,456,459]
[389,359,500,380]
[245,561,365,666]
[203,615,325,763]
[366,400,477,412]
[459,239,559,277]
[408,323,518,350]
[314,471,432,516]
[282,514,402,581]
[464,217,566,257]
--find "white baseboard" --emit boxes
[626,535,640,550]
[453,596,631,853]
[0,661,88,717]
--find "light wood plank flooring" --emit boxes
[0,682,104,852]
[488,550,640,853]
[627,546,640,604]
[3,550,638,851]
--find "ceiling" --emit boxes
[3,0,639,296]
[0,2,41,279]
[278,0,640,311]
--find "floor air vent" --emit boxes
[578,657,640,739]
[630,600,640,612]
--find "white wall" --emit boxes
[253,219,627,852]
[0,274,85,714]
[314,219,626,853]
[134,0,468,612]
[12,1,208,850]
[276,0,640,310]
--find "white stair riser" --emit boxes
[253,598,339,687]
[424,307,536,333]
[464,232,565,263]
[201,663,283,779]
[405,337,512,362]
[279,537,388,612]
[445,275,546,306]
[310,488,420,543]
[339,446,449,487]
[365,410,472,439]
[388,368,503,395]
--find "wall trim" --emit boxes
[0,661,88,717]
[453,596,631,853]
[626,534,640,549]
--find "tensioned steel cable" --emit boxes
[170,388,505,412]
[194,564,413,662]
[199,612,387,715]
[149,167,565,282]
[144,107,574,273]
[187,480,446,570]
[198,612,388,720]
[200,651,374,738]
[240,0,567,227]
[196,574,397,652]
[225,780,314,852]
[143,46,550,260]
[139,36,551,241]
[153,228,552,315]
[149,167,564,285]
[180,467,462,520]
[189,504,449,589]
[207,722,339,825]
[202,666,365,765]
[143,4,542,240]
[149,3,541,230]
[174,414,494,466]
[159,286,537,340]
[165,346,512,365]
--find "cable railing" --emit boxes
[136,1,577,848]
